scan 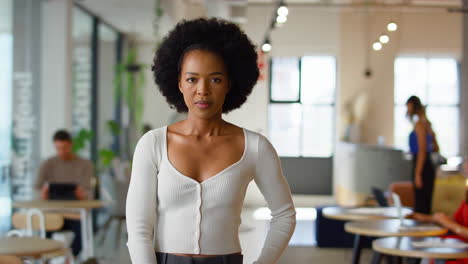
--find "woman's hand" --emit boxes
[40,185,49,200]
[414,172,423,189]
[75,186,87,200]
[433,212,452,226]
[406,212,433,222]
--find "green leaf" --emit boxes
[127,48,137,64]
[98,148,115,169]
[114,65,124,104]
[106,120,121,136]
[72,128,94,153]
[156,7,164,17]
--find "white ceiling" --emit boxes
[78,0,462,42]
[78,0,157,41]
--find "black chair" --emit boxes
[315,206,374,248]
[372,187,389,207]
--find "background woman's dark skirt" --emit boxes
[412,153,436,214]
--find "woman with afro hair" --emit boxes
[126,18,296,264]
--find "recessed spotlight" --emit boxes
[387,22,398,32]
[373,42,382,51]
[379,34,390,44]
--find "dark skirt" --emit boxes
[156,252,243,264]
[412,153,436,214]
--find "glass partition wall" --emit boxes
[0,0,13,235]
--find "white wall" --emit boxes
[40,0,73,159]
[0,0,12,33]
[137,5,462,202]
[338,10,461,145]
[138,42,176,129]
[138,5,342,134]
[210,6,460,146]
[225,6,340,134]
[136,0,208,130]
[98,41,117,149]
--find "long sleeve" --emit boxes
[35,160,49,190]
[253,135,296,264]
[126,132,159,264]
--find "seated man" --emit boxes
[407,156,468,264]
[35,129,94,257]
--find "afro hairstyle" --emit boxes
[152,17,259,113]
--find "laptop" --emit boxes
[48,183,77,200]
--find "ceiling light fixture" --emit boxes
[379,34,390,44]
[372,42,382,51]
[262,38,272,52]
[276,15,287,24]
[277,6,289,17]
[387,22,398,32]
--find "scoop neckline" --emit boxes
[163,126,247,185]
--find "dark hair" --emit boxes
[53,130,72,142]
[406,95,425,119]
[152,18,259,113]
[143,123,153,135]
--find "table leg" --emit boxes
[384,256,403,264]
[371,252,383,264]
[80,209,89,260]
[352,234,363,264]
[385,256,399,264]
[86,209,94,257]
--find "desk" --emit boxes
[13,200,104,260]
[0,236,64,258]
[345,219,447,264]
[372,237,468,264]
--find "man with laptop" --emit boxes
[35,129,94,257]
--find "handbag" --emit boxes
[431,152,447,166]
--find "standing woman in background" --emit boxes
[126,18,296,264]
[406,95,440,214]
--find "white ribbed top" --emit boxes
[126,126,296,264]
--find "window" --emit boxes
[268,56,336,157]
[394,56,459,157]
[0,28,12,163]
[97,23,119,153]
[72,7,93,159]
[0,0,13,235]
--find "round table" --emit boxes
[372,237,468,264]
[13,200,104,260]
[0,237,65,258]
[345,219,448,238]
[323,206,413,221]
[345,219,447,264]
[322,206,413,264]
[13,200,104,210]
